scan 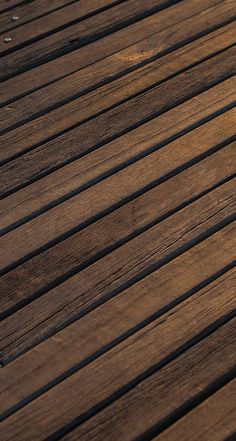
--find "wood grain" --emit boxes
[156,379,236,441]
[0,0,117,34]
[0,0,230,93]
[0,0,180,77]
[0,47,235,193]
[62,319,236,441]
[0,189,235,364]
[1,78,234,233]
[0,295,235,440]
[1,20,234,131]
[0,121,235,272]
[0,229,234,416]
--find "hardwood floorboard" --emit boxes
[60,318,236,441]
[156,379,236,441]
[0,232,234,417]
[0,314,235,440]
[0,0,231,86]
[0,47,235,194]
[0,1,235,439]
[0,78,235,233]
[0,1,119,35]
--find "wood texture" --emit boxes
[62,319,236,441]
[0,230,234,416]
[0,0,118,34]
[157,379,236,441]
[1,315,235,440]
[0,1,235,439]
[1,20,234,130]
[0,48,235,194]
[1,78,235,233]
[0,0,231,95]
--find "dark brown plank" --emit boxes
[61,319,236,441]
[1,79,234,232]
[0,0,230,89]
[0,116,235,271]
[0,228,234,417]
[1,148,235,315]
[0,282,235,440]
[0,0,180,77]
[0,0,24,14]
[0,183,235,364]
[0,0,117,34]
[0,47,235,194]
[1,21,234,131]
[156,379,236,441]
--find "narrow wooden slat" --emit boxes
[1,48,235,193]
[0,0,180,77]
[0,0,116,34]
[0,0,230,86]
[0,185,235,364]
[0,116,235,271]
[1,79,234,232]
[0,228,234,417]
[61,319,236,441]
[0,0,158,54]
[0,149,235,315]
[156,380,236,441]
[0,278,235,440]
[1,22,235,132]
[0,0,24,14]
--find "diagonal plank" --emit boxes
[0,47,235,193]
[61,318,236,441]
[0,150,235,315]
[0,0,181,78]
[0,276,235,440]
[1,23,235,136]
[0,0,232,90]
[0,0,173,54]
[1,21,235,131]
[0,186,235,364]
[0,0,118,34]
[0,117,235,272]
[0,0,24,14]
[0,79,235,232]
[0,228,235,417]
[156,379,236,441]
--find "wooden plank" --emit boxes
[0,0,158,54]
[0,0,181,77]
[0,0,230,85]
[0,282,235,440]
[0,1,117,34]
[0,185,235,363]
[0,48,235,192]
[0,0,24,14]
[156,380,236,441]
[0,151,235,315]
[1,22,235,132]
[0,116,235,271]
[61,319,236,441]
[0,228,234,416]
[0,79,235,233]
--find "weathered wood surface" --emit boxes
[0,0,235,440]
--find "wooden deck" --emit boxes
[0,1,235,440]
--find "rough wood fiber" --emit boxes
[0,78,235,232]
[0,233,234,416]
[61,319,236,441]
[0,0,231,93]
[156,379,236,441]
[0,198,235,364]
[1,21,234,130]
[0,314,235,441]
